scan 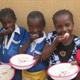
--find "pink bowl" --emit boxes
[47,63,79,80]
[0,64,15,80]
[10,54,36,70]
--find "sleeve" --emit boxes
[74,37,80,49]
[46,31,57,45]
[19,27,30,47]
[0,28,4,61]
[34,41,46,55]
[0,27,4,39]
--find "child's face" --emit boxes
[1,16,15,30]
[28,19,44,38]
[54,14,74,36]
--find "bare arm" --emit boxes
[41,39,59,60]
[19,40,31,53]
[19,33,39,53]
[35,34,69,63]
[33,38,59,65]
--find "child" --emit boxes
[40,9,80,80]
[21,11,48,80]
[0,8,30,80]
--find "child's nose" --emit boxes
[63,27,67,31]
[32,29,38,33]
[6,24,11,28]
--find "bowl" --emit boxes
[10,54,36,70]
[0,64,15,80]
[47,63,79,80]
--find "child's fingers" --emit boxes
[57,35,69,43]
[33,55,41,65]
[71,61,78,65]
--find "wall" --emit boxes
[0,0,80,35]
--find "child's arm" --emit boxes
[34,37,59,64]
[41,39,59,60]
[19,40,31,53]
[35,32,69,63]
[41,33,71,60]
[71,49,80,66]
[41,34,68,60]
[19,33,39,53]
[75,49,80,66]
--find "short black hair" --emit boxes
[27,11,45,27]
[52,9,74,25]
[0,8,17,21]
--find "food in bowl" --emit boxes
[64,33,70,39]
[0,64,15,80]
[10,54,36,70]
[48,63,79,80]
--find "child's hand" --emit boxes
[0,28,13,36]
[30,34,39,42]
[33,55,41,65]
[56,33,70,43]
[71,60,78,65]
[19,40,31,53]
[19,48,25,54]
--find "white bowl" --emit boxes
[10,54,36,70]
[0,64,15,80]
[48,63,79,80]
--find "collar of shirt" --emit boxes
[14,24,20,34]
[4,24,20,50]
[30,32,46,52]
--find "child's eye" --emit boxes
[56,25,62,29]
[65,23,70,27]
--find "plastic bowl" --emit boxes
[47,63,79,80]
[0,64,15,80]
[10,54,36,70]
